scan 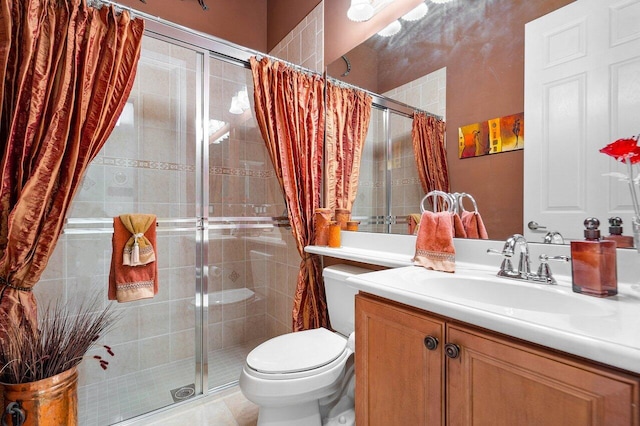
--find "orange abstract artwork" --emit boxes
[458,112,524,159]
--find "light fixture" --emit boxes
[347,0,374,22]
[377,20,402,37]
[430,0,453,4]
[229,96,243,114]
[208,119,230,144]
[401,2,429,21]
[237,87,250,110]
[347,0,396,22]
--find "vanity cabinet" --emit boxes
[355,293,640,426]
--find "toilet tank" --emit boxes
[323,264,372,337]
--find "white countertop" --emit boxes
[305,231,415,268]
[347,263,640,375]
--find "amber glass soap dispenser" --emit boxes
[603,217,634,248]
[571,217,617,297]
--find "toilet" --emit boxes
[239,264,370,426]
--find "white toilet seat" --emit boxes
[246,328,348,380]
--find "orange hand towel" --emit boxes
[109,215,158,303]
[413,211,456,273]
[461,211,489,239]
[452,213,467,238]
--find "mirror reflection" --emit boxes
[324,0,639,248]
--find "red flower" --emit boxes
[600,136,640,164]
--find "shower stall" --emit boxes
[34,20,299,426]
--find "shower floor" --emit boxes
[78,338,265,426]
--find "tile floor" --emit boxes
[79,339,264,425]
[128,386,258,426]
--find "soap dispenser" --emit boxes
[603,217,634,248]
[571,217,617,297]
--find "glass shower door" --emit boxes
[352,107,387,233]
[58,35,204,425]
[389,112,421,234]
[205,55,279,390]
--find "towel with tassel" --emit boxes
[120,214,156,265]
[413,211,456,273]
[461,210,489,239]
[109,214,158,303]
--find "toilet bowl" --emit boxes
[239,264,370,426]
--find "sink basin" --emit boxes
[402,271,613,317]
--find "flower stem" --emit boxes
[626,157,640,218]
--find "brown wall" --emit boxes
[326,0,575,240]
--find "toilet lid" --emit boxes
[247,328,347,374]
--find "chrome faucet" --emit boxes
[488,234,570,285]
[492,234,531,279]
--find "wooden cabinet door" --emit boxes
[355,294,445,426]
[446,324,640,426]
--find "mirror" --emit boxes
[323,0,628,243]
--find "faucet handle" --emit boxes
[486,248,505,256]
[535,254,570,285]
[487,248,516,276]
[539,254,570,263]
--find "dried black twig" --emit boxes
[0,297,119,384]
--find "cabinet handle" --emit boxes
[444,343,460,359]
[424,336,439,351]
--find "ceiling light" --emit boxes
[208,119,226,136]
[430,0,453,3]
[377,20,402,37]
[401,2,429,21]
[237,87,250,110]
[347,0,374,22]
[229,96,243,114]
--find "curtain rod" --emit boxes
[90,0,208,13]
[253,54,324,79]
[325,75,443,120]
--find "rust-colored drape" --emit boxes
[412,113,450,210]
[249,57,327,331]
[325,81,372,211]
[0,0,144,332]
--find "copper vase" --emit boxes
[1,367,78,426]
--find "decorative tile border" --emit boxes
[93,156,275,179]
[210,167,274,178]
[358,177,421,188]
[95,156,196,172]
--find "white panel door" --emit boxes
[524,0,640,242]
